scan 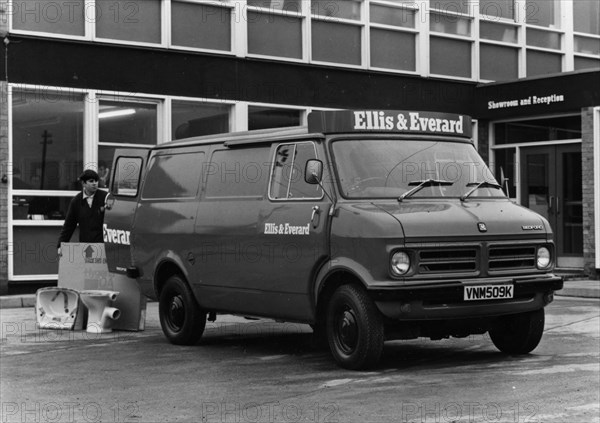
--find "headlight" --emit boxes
[391,251,411,276]
[537,246,551,269]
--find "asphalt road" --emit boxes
[1,297,598,423]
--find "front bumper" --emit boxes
[371,274,563,320]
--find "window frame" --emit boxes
[168,0,235,55]
[368,1,419,73]
[245,0,306,62]
[203,146,272,200]
[268,141,323,201]
[111,156,144,197]
[141,151,205,201]
[427,3,475,80]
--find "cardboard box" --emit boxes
[58,243,146,331]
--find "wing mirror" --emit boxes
[305,159,323,185]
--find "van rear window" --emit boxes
[142,152,204,199]
[113,157,143,197]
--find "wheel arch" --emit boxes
[154,259,188,298]
[314,266,366,327]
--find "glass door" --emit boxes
[521,144,583,268]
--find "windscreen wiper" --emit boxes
[460,181,503,201]
[398,179,454,202]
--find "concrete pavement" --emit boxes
[1,278,598,309]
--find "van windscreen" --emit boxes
[331,139,505,199]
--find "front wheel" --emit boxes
[489,308,545,354]
[326,285,384,370]
[159,274,206,345]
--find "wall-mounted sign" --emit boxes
[475,70,600,120]
[488,94,565,110]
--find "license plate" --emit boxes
[464,284,514,301]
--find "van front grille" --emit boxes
[418,249,478,273]
[489,246,537,271]
[410,244,542,277]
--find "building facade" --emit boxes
[1,0,599,294]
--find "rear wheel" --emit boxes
[326,285,384,370]
[159,274,206,345]
[489,308,545,354]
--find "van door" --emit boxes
[259,140,332,320]
[104,148,150,275]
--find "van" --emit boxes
[104,110,563,369]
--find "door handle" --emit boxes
[556,196,560,215]
[548,196,554,215]
[311,205,321,225]
[105,193,115,210]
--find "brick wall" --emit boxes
[581,107,598,278]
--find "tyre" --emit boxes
[159,274,206,345]
[326,284,384,370]
[489,308,545,354]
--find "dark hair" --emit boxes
[79,169,99,181]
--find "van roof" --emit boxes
[156,125,320,149]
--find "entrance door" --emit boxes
[521,144,583,268]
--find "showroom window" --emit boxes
[11,89,86,277]
[494,116,582,145]
[12,90,84,192]
[97,100,158,189]
[248,106,302,130]
[172,101,231,139]
[492,148,516,199]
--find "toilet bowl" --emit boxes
[79,290,121,333]
[36,287,82,330]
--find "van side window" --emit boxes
[269,142,322,200]
[142,152,204,199]
[113,156,143,197]
[205,147,270,198]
